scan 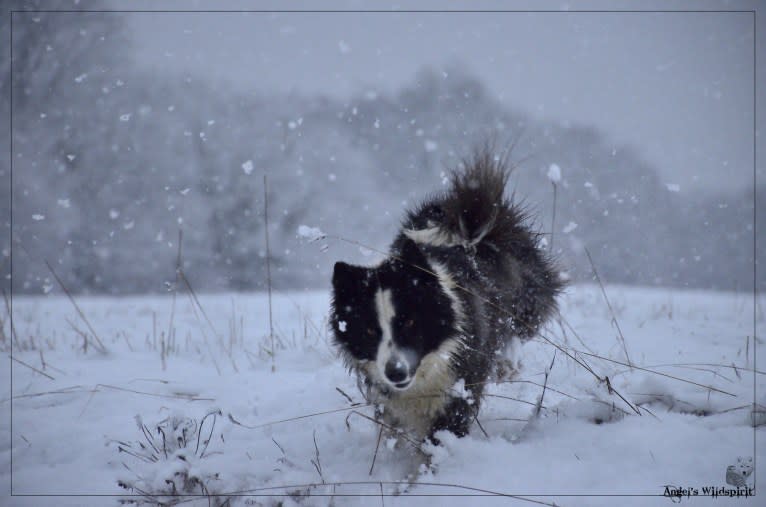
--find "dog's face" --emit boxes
[330,240,457,392]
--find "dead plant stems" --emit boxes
[584,247,632,368]
[264,174,276,372]
[45,260,107,355]
[9,354,54,380]
[2,288,20,350]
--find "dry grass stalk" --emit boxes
[535,351,556,418]
[549,180,557,253]
[264,174,276,372]
[3,288,21,350]
[9,354,54,380]
[45,260,107,355]
[227,403,372,431]
[121,331,134,352]
[368,427,383,476]
[346,410,425,456]
[310,430,325,484]
[584,247,632,368]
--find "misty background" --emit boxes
[2,1,761,296]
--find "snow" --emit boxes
[241,160,254,175]
[666,183,681,193]
[296,225,326,242]
[450,379,474,405]
[1,285,763,506]
[547,163,562,183]
[31,214,44,221]
[563,221,578,234]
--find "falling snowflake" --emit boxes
[297,225,326,242]
[562,221,578,234]
[242,160,254,175]
[547,163,562,183]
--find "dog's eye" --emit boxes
[404,319,415,328]
[366,327,377,336]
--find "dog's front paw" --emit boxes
[493,336,523,382]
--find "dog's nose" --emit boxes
[384,358,409,384]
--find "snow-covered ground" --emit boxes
[1,285,763,506]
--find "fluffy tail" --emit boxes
[442,149,511,248]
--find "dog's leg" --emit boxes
[427,396,476,442]
[493,335,523,382]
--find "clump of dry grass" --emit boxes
[115,410,229,506]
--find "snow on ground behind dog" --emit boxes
[0,285,763,506]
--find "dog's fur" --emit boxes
[330,149,562,441]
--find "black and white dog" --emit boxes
[330,149,562,442]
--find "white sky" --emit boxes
[125,0,760,193]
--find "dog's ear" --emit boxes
[332,262,371,293]
[396,238,429,275]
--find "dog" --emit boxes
[330,148,562,442]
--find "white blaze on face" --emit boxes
[375,289,395,344]
[374,288,411,386]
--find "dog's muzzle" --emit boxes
[384,357,412,389]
